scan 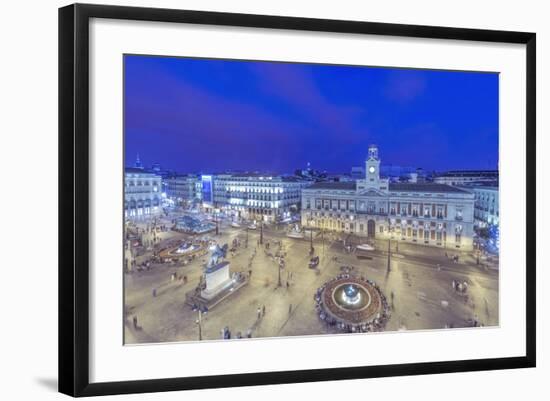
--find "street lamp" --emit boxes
[386,217,392,273]
[321,228,325,257]
[260,220,264,245]
[277,258,283,288]
[214,208,220,235]
[387,233,392,273]
[192,304,208,341]
[308,217,314,255]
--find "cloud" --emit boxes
[383,70,427,103]
[248,63,368,143]
[124,65,311,172]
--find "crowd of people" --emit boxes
[452,279,469,294]
[314,273,391,334]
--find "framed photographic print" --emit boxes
[58,3,536,397]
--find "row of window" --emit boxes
[310,219,462,244]
[126,180,160,186]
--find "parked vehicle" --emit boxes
[309,256,320,269]
[286,231,304,239]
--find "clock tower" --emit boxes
[356,144,388,193]
[365,144,380,183]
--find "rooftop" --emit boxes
[460,180,499,189]
[306,182,356,190]
[389,183,471,193]
[304,181,472,194]
[125,167,161,176]
[437,170,498,177]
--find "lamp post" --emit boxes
[387,235,391,273]
[387,217,392,273]
[308,218,314,255]
[321,229,325,257]
[192,304,208,341]
[277,258,283,288]
[260,221,264,245]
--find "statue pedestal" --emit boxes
[201,261,233,300]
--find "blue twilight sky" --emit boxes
[124,55,499,174]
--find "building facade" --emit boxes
[124,167,163,220]
[211,173,310,223]
[434,170,498,186]
[301,145,476,250]
[165,174,199,204]
[470,183,499,227]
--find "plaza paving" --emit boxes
[124,212,499,344]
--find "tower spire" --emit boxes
[135,153,143,169]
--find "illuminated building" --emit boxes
[470,183,499,227]
[211,173,310,223]
[301,145,476,250]
[165,174,199,204]
[124,167,162,220]
[434,170,498,186]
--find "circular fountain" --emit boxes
[335,283,370,310]
[314,275,390,333]
[159,240,206,261]
[174,242,201,254]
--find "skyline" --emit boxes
[124,55,499,174]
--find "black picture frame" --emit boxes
[59,3,536,397]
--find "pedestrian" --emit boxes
[257,307,262,320]
[262,305,266,316]
[286,281,290,289]
[132,315,138,329]
[152,288,157,297]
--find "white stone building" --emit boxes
[434,170,498,186]
[471,183,499,227]
[124,167,162,220]
[301,145,476,250]
[212,173,310,223]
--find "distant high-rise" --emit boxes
[134,153,143,169]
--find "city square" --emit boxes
[124,209,499,344]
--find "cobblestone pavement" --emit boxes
[124,215,499,344]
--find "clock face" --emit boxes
[368,166,376,174]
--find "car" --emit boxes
[356,243,375,251]
[308,256,320,269]
[286,231,304,239]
